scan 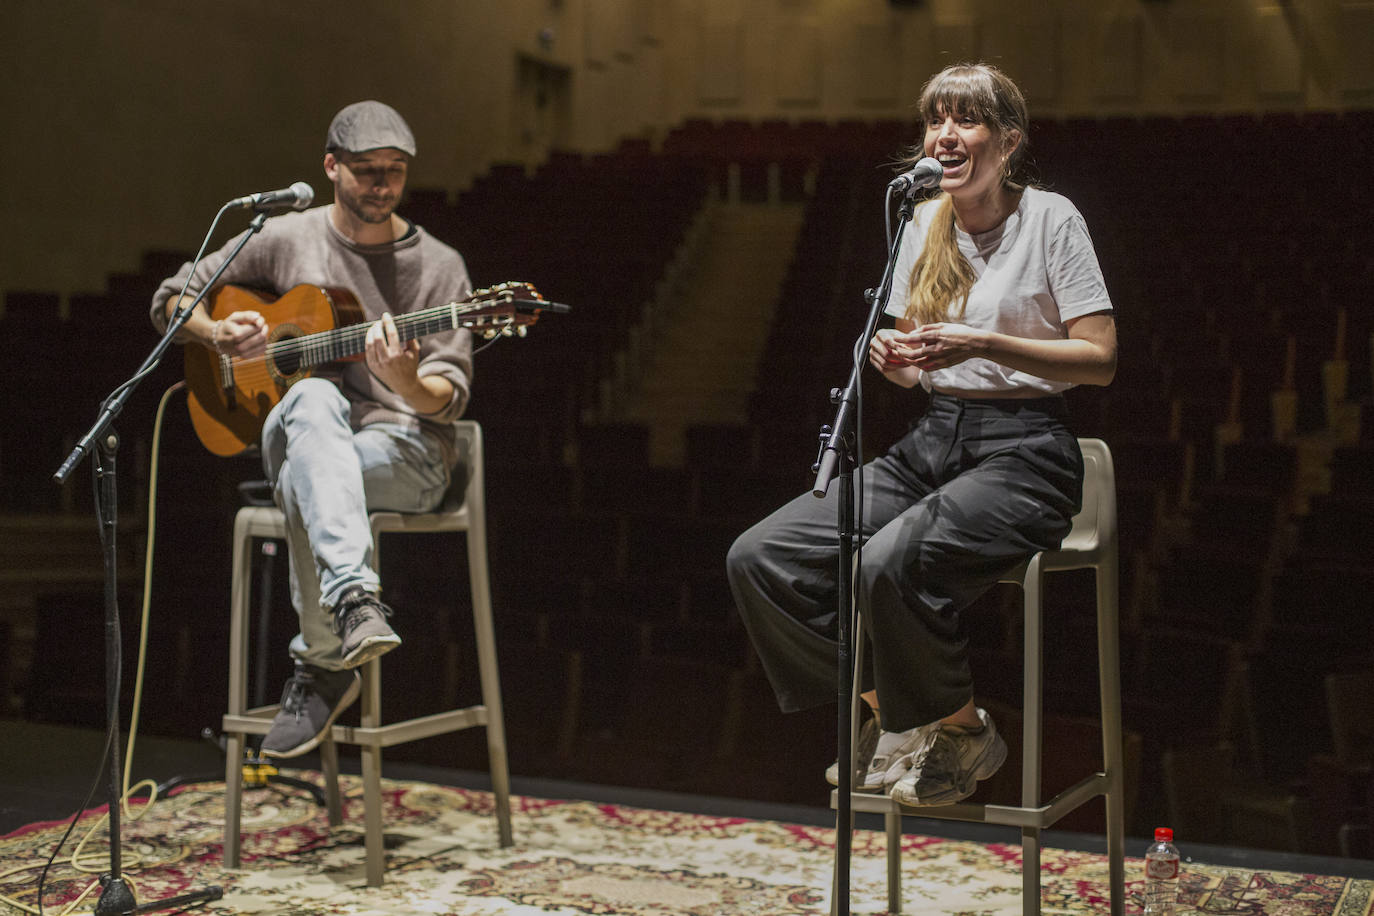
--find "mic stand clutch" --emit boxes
[812,188,918,916]
[52,212,271,915]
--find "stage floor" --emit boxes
[4,717,1373,884]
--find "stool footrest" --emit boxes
[834,771,1112,829]
[223,708,277,736]
[224,705,491,748]
[337,707,490,749]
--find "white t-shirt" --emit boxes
[883,186,1113,396]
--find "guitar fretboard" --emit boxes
[261,297,525,371]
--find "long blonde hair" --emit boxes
[902,63,1029,325]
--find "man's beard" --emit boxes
[340,190,396,225]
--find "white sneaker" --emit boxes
[827,718,939,793]
[888,707,1007,807]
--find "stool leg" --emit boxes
[1097,561,1126,916]
[223,731,244,868]
[360,659,385,886]
[468,517,513,847]
[253,540,277,709]
[1021,557,1046,916]
[320,737,343,826]
[361,746,384,887]
[886,810,902,915]
[829,806,854,916]
[224,511,255,869]
[1021,827,1041,916]
[1106,775,1126,916]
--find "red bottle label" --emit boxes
[1146,857,1178,880]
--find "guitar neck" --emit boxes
[189,281,551,458]
[273,301,477,369]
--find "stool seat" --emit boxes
[833,438,1125,916]
[236,479,274,508]
[221,420,513,886]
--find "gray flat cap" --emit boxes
[325,100,416,157]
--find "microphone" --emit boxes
[228,181,315,212]
[887,158,943,194]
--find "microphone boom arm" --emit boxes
[55,210,268,484]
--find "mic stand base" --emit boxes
[94,876,225,915]
[131,887,226,914]
[93,875,136,916]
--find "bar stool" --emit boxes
[834,437,1124,915]
[221,420,513,886]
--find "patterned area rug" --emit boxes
[2,773,1370,915]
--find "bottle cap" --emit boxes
[1155,827,1173,842]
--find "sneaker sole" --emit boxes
[890,733,1008,808]
[340,633,401,669]
[261,675,362,759]
[825,764,888,793]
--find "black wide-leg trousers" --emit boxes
[726,393,1084,733]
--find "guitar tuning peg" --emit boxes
[482,329,498,340]
[515,326,527,337]
[500,326,514,337]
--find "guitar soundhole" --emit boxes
[268,325,305,384]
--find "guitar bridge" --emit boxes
[218,353,238,410]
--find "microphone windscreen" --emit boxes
[289,181,315,210]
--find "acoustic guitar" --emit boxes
[184,281,558,456]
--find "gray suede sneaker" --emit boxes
[260,663,360,758]
[826,717,940,793]
[826,713,883,791]
[332,587,401,668]
[888,707,1007,807]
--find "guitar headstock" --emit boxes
[454,281,560,339]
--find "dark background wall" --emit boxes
[3,0,1374,864]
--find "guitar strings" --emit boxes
[211,283,537,388]
[216,314,523,388]
[242,299,525,358]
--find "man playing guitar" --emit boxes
[150,100,474,758]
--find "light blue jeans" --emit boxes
[260,378,451,670]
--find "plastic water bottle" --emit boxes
[1144,827,1180,915]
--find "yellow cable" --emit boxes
[121,380,185,807]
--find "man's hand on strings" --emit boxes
[365,312,422,392]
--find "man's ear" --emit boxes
[323,152,341,182]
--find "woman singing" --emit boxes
[726,62,1116,807]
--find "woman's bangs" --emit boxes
[921,72,999,124]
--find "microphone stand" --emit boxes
[813,186,917,916]
[52,211,270,915]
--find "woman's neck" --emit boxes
[951,186,1021,236]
